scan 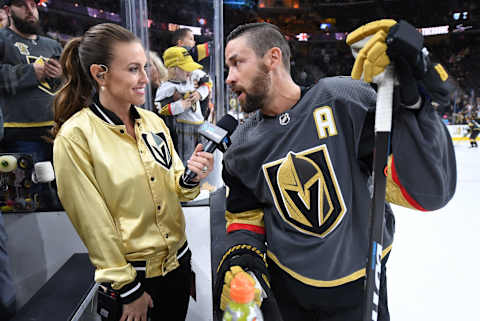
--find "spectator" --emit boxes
[148,50,178,149]
[0,4,16,319]
[155,46,210,165]
[172,27,211,63]
[148,50,168,95]
[0,0,63,210]
[172,27,213,120]
[0,0,62,162]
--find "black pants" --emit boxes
[268,257,390,321]
[104,250,192,321]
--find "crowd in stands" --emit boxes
[429,41,480,124]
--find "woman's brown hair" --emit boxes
[52,23,138,137]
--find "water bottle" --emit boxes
[222,272,264,321]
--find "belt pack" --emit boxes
[96,285,122,321]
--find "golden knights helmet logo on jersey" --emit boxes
[263,145,347,238]
[142,132,172,169]
[14,42,61,95]
[26,55,61,95]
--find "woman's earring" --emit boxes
[100,86,105,91]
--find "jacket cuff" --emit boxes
[180,171,200,189]
[118,280,144,304]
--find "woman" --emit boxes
[148,50,168,95]
[52,23,213,321]
[149,50,179,151]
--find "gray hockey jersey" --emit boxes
[222,76,456,287]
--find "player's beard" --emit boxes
[10,10,42,36]
[240,62,271,113]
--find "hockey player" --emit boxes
[214,21,456,321]
[466,117,480,148]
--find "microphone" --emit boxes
[183,114,238,184]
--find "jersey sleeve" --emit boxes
[221,165,266,252]
[384,101,456,211]
[0,37,39,95]
[154,82,185,116]
[349,77,456,212]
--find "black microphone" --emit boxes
[183,114,238,184]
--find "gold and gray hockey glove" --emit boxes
[347,19,452,109]
[214,245,284,321]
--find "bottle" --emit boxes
[222,272,264,321]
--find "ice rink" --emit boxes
[389,141,479,321]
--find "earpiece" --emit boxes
[94,64,109,79]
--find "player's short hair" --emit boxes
[227,22,290,72]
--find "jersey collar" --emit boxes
[89,94,140,125]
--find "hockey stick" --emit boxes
[362,66,395,321]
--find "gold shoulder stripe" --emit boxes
[225,209,264,230]
[267,245,392,287]
[385,156,416,210]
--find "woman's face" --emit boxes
[102,41,149,108]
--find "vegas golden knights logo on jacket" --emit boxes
[263,145,346,238]
[142,132,172,169]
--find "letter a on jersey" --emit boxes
[263,145,347,238]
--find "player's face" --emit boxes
[8,0,40,34]
[102,41,149,108]
[225,36,271,113]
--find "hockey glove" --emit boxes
[214,245,285,321]
[346,19,397,83]
[221,265,263,310]
[347,19,451,109]
[215,244,270,311]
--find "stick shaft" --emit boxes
[362,66,395,321]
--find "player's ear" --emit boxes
[265,47,283,71]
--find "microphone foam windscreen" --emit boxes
[216,114,238,135]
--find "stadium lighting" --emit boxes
[296,33,310,42]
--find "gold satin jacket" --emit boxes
[53,105,199,291]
